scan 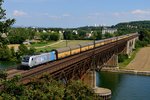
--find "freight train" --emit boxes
[21,33,138,69]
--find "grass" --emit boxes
[30,41,56,47]
[34,40,92,52]
[119,48,140,68]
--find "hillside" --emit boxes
[115,20,150,29]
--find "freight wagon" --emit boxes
[21,33,138,69]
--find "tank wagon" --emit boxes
[21,33,138,69]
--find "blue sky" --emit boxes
[3,0,150,28]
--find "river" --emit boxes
[97,72,150,100]
[0,61,17,70]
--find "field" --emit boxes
[7,44,20,52]
[31,40,92,52]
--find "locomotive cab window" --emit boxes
[22,57,30,62]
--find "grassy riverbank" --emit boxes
[102,46,150,76]
[119,48,140,68]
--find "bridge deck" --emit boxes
[6,34,139,83]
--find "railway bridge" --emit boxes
[7,33,139,85]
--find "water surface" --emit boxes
[97,72,150,100]
[0,61,17,70]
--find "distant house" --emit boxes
[85,33,92,38]
[23,41,30,45]
[42,30,47,33]
[24,39,40,44]
[73,30,78,34]
[102,27,117,34]
[59,30,64,40]
[127,25,137,29]
[85,31,94,38]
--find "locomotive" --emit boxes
[21,33,138,69]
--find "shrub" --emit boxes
[118,54,128,63]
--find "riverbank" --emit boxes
[101,67,150,76]
[126,47,150,71]
[102,47,150,76]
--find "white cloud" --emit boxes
[13,10,27,17]
[131,9,150,15]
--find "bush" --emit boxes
[118,54,128,63]
[0,44,12,61]
[135,40,148,48]
[0,72,101,100]
[40,32,60,41]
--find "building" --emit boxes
[102,27,117,35]
[85,31,93,38]
[59,30,64,40]
[73,30,78,34]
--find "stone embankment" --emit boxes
[102,67,150,76]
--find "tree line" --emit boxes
[0,71,102,100]
[0,44,35,62]
[115,21,150,47]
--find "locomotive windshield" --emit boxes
[22,56,30,62]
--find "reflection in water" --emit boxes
[97,71,150,100]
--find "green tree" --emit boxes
[78,30,86,39]
[8,28,28,44]
[0,0,15,44]
[50,32,60,41]
[118,54,128,63]
[0,72,25,99]
[18,44,28,56]
[40,32,60,41]
[27,28,36,40]
[0,44,12,61]
[96,31,102,40]
[28,47,36,55]
[0,70,7,81]
[64,80,99,100]
[10,47,15,57]
[40,32,49,40]
[104,32,113,38]
[0,72,101,100]
[64,30,73,40]
[10,46,18,61]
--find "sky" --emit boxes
[3,0,150,28]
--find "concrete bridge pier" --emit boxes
[125,38,137,58]
[82,70,111,100]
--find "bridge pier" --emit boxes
[125,37,138,58]
[82,70,111,100]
